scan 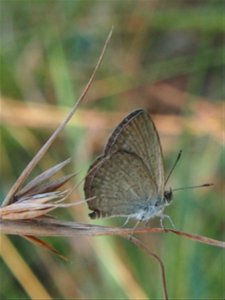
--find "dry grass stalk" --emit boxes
[1,218,224,248]
[127,235,168,300]
[1,27,113,207]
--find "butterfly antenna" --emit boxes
[165,150,182,185]
[173,183,213,192]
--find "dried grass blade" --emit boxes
[2,27,113,207]
[16,158,71,197]
[0,191,70,220]
[16,173,76,200]
[164,228,225,248]
[2,207,56,220]
[24,235,67,260]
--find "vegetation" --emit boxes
[1,1,224,299]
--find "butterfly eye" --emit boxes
[164,189,173,203]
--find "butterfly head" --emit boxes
[164,188,173,205]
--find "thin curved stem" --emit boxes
[2,27,113,207]
[126,235,168,300]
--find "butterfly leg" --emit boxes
[121,216,131,227]
[129,219,142,235]
[131,211,150,234]
[160,214,176,229]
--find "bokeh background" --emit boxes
[0,1,224,299]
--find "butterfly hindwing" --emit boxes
[86,151,158,218]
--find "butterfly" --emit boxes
[84,109,175,227]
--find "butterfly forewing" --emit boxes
[105,109,165,194]
[104,109,143,154]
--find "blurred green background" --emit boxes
[0,0,224,299]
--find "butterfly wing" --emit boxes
[104,109,165,195]
[85,151,158,219]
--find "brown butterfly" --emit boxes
[84,109,212,226]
